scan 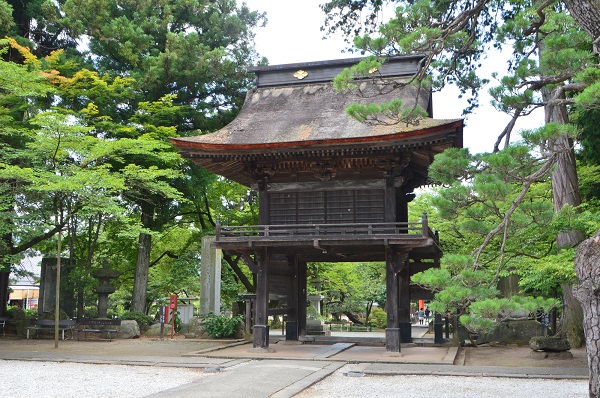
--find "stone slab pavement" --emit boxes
[0,332,590,398]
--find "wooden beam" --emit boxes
[268,307,295,316]
[240,253,258,273]
[263,179,386,192]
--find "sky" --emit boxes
[243,0,545,154]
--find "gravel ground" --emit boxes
[2,359,589,398]
[296,366,589,398]
[0,360,209,398]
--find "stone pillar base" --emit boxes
[286,321,298,340]
[385,327,401,352]
[399,322,412,343]
[253,325,270,349]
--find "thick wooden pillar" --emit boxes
[398,254,412,343]
[253,248,270,349]
[385,247,401,352]
[286,255,299,340]
[386,248,410,352]
[297,260,308,338]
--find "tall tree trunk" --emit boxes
[573,230,600,398]
[544,87,586,346]
[563,0,600,56]
[130,203,153,313]
[0,270,9,317]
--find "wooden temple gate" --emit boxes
[171,55,463,353]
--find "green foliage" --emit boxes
[460,296,559,334]
[320,262,385,324]
[201,312,242,338]
[369,306,387,329]
[345,99,428,126]
[7,305,35,318]
[120,311,154,331]
[427,140,561,263]
[517,250,578,297]
[458,314,495,334]
[332,55,430,125]
[333,56,381,92]
[1,0,266,318]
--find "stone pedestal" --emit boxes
[253,324,270,349]
[306,294,325,335]
[92,261,120,318]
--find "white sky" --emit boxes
[244,0,544,154]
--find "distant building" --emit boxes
[9,255,41,310]
[8,283,39,309]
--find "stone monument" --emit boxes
[38,257,74,316]
[200,236,222,315]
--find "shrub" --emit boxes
[201,312,242,338]
[369,307,387,329]
[120,311,154,331]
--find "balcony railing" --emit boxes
[215,215,439,246]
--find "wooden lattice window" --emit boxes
[269,189,384,224]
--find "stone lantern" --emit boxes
[92,261,120,318]
[306,275,326,336]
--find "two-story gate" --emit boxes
[171,55,463,353]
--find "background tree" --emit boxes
[55,0,264,312]
[1,0,266,315]
[320,262,386,325]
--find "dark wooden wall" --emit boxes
[268,189,385,224]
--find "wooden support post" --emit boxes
[245,296,254,336]
[385,247,401,353]
[253,248,271,350]
[398,252,411,343]
[298,260,307,338]
[434,313,444,344]
[286,255,299,340]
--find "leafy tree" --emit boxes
[1,0,267,317]
[320,262,386,325]
[59,0,265,132]
[0,39,55,268]
[0,38,196,317]
[54,0,264,312]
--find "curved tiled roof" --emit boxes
[171,56,463,186]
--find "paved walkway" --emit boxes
[0,326,590,398]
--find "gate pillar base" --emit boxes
[385,327,401,352]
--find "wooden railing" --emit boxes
[216,216,439,245]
